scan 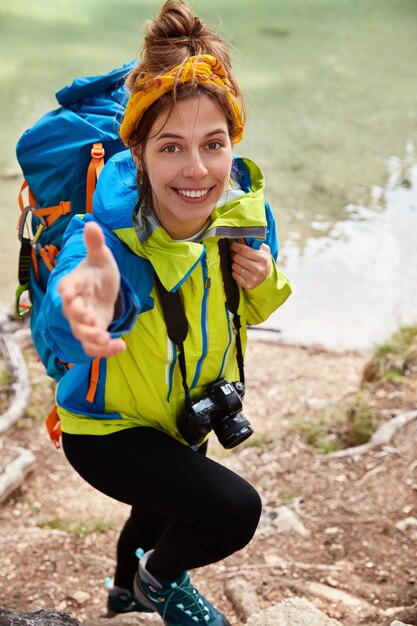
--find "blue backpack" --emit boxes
[15,62,135,382]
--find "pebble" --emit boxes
[71,590,91,605]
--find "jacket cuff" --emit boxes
[108,275,140,335]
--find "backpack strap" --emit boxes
[18,181,71,228]
[38,244,59,273]
[86,143,105,213]
[45,356,99,448]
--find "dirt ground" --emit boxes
[1,333,417,626]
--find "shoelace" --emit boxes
[156,577,211,622]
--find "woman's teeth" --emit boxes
[177,189,209,198]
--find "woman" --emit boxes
[39,1,291,624]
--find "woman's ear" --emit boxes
[131,146,142,169]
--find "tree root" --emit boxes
[324,409,417,459]
[0,331,31,435]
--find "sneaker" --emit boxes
[133,549,232,626]
[105,576,155,617]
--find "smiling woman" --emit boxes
[35,1,291,624]
[133,96,233,240]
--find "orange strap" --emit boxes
[45,405,62,448]
[18,180,36,211]
[33,202,72,227]
[86,143,105,213]
[45,356,94,447]
[39,244,59,273]
[86,357,101,403]
[18,181,71,228]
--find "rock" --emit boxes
[395,517,417,533]
[390,621,414,626]
[262,505,310,537]
[70,591,91,605]
[0,607,81,626]
[245,597,343,625]
[225,578,261,620]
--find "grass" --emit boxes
[290,325,417,454]
[364,325,417,383]
[290,391,376,454]
[243,432,274,447]
[344,392,376,447]
[35,517,118,536]
[0,365,12,413]
[0,367,11,387]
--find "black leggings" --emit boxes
[62,427,261,589]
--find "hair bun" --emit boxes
[152,0,198,38]
[131,0,230,76]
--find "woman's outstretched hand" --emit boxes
[58,221,126,358]
[229,240,272,289]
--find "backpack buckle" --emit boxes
[18,205,47,244]
[91,144,105,159]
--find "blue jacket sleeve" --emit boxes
[37,214,142,364]
[245,199,279,260]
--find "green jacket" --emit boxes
[40,151,291,443]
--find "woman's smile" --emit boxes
[175,187,213,201]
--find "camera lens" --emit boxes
[213,411,253,449]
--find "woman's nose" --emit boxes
[182,151,208,179]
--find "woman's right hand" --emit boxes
[58,221,127,358]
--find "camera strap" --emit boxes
[154,239,245,400]
[217,238,245,386]
[154,274,191,402]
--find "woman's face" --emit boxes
[134,94,233,240]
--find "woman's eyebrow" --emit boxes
[156,132,184,141]
[155,128,228,141]
[205,128,228,137]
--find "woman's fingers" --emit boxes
[229,241,271,289]
[68,320,126,357]
[83,221,107,266]
[82,337,126,358]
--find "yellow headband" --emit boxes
[119,54,244,146]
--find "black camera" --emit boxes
[178,378,253,449]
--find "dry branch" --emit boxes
[324,409,417,459]
[0,332,31,434]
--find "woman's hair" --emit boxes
[124,0,246,203]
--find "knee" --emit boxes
[215,480,262,554]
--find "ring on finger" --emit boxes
[240,267,245,275]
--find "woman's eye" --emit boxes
[207,141,221,150]
[163,145,180,153]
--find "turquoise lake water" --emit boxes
[1,0,416,349]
